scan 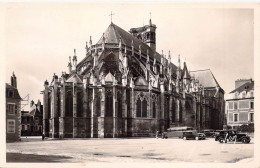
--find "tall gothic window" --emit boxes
[136,98,142,117]
[65,90,73,117]
[172,100,175,122]
[179,101,182,123]
[153,101,156,118]
[105,89,113,117]
[136,95,148,118]
[117,91,122,118]
[142,99,147,118]
[96,91,101,117]
[77,89,83,117]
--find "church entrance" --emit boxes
[104,87,113,138]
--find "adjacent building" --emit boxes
[21,100,43,136]
[226,79,254,129]
[6,73,22,141]
[43,20,225,139]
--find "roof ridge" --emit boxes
[190,69,210,72]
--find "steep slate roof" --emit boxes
[96,23,178,76]
[190,69,220,88]
[230,81,254,93]
[65,72,83,83]
[97,23,162,62]
[6,83,22,99]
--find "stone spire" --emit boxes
[89,36,92,48]
[146,49,150,64]
[85,41,89,53]
[67,56,72,74]
[131,40,134,56]
[139,44,142,59]
[168,50,171,62]
[72,49,77,71]
[119,36,122,51]
[102,33,105,50]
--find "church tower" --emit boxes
[129,19,157,51]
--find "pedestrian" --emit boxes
[224,132,229,143]
[156,130,159,139]
[42,133,45,141]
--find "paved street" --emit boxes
[6,136,254,163]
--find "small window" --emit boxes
[7,120,15,133]
[250,102,254,109]
[7,104,15,115]
[234,102,238,110]
[234,114,238,122]
[9,91,14,98]
[249,113,254,122]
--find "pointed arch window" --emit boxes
[136,95,148,118]
[65,90,73,117]
[152,101,156,118]
[142,99,147,117]
[136,98,142,117]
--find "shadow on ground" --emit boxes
[6,153,73,163]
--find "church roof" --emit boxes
[97,23,162,62]
[96,23,178,76]
[230,81,254,93]
[65,73,83,83]
[190,69,220,88]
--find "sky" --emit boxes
[3,3,254,111]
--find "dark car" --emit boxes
[215,130,250,143]
[201,129,215,137]
[183,131,206,140]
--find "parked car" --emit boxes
[213,130,222,138]
[215,130,250,143]
[183,131,206,140]
[201,129,215,137]
[166,126,197,138]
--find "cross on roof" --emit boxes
[109,11,115,23]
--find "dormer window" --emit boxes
[250,91,254,97]
[242,92,246,98]
[234,92,238,99]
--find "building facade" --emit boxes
[21,100,43,136]
[43,21,225,138]
[6,73,22,141]
[226,79,254,129]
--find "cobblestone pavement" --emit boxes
[6,136,254,163]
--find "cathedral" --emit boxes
[42,19,225,138]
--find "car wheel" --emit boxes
[219,137,225,143]
[195,137,199,140]
[183,137,187,140]
[242,138,248,144]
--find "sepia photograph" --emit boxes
[1,2,259,168]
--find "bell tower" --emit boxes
[129,19,157,51]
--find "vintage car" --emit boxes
[215,130,250,143]
[201,129,215,137]
[183,131,206,140]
